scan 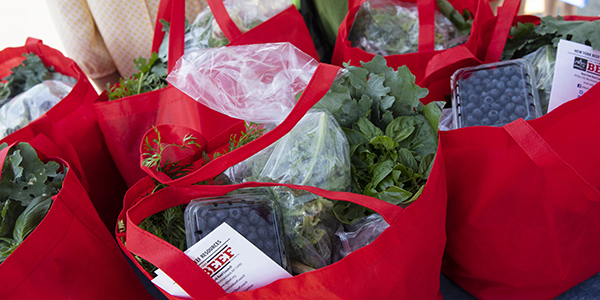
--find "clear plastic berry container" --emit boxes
[184,192,289,271]
[451,59,542,128]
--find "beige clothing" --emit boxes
[46,0,207,79]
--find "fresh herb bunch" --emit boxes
[315,55,442,224]
[502,16,600,60]
[348,0,469,56]
[2,53,76,101]
[106,52,168,100]
[0,142,65,263]
[134,123,265,275]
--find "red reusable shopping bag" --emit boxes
[440,80,600,298]
[94,0,320,187]
[116,63,448,299]
[0,141,152,299]
[0,38,127,230]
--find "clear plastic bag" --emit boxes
[521,45,556,115]
[332,213,390,263]
[348,0,467,56]
[0,80,74,138]
[167,42,318,124]
[223,109,352,269]
[158,0,294,61]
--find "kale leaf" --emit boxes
[315,55,442,224]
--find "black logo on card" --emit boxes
[573,57,588,71]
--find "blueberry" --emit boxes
[476,69,489,79]
[499,109,509,119]
[472,108,484,119]
[480,104,491,114]
[518,79,528,88]
[499,76,509,83]
[492,68,503,78]
[216,210,228,220]
[248,210,262,225]
[510,75,521,82]
[498,95,510,105]
[482,78,492,87]
[245,231,258,243]
[468,94,479,104]
[207,216,220,229]
[489,89,501,99]
[470,77,482,86]
[247,225,257,233]
[498,117,510,124]
[253,240,265,250]
[511,95,523,104]
[503,65,516,76]
[505,102,516,114]
[491,102,502,111]
[515,105,528,117]
[506,80,517,89]
[228,208,242,219]
[475,85,484,94]
[465,115,478,126]
[480,118,492,126]
[488,110,499,121]
[224,217,237,227]
[256,226,269,237]
[465,102,478,113]
[239,216,250,225]
[505,88,515,97]
[483,96,494,105]
[509,113,519,121]
[496,81,506,91]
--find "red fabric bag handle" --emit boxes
[420,0,521,86]
[503,118,600,201]
[206,0,244,41]
[347,0,435,52]
[152,0,185,72]
[484,0,521,63]
[145,63,342,187]
[125,181,403,299]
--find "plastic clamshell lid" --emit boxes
[184,192,289,272]
[450,59,542,128]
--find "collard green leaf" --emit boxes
[0,199,25,238]
[7,150,23,179]
[389,66,429,116]
[13,196,51,244]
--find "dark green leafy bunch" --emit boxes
[436,0,473,36]
[1,53,76,102]
[0,142,65,264]
[502,16,600,60]
[314,55,442,224]
[106,52,168,100]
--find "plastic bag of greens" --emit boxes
[167,42,318,124]
[0,80,74,138]
[521,45,556,115]
[348,0,467,56]
[158,0,294,61]
[332,213,389,263]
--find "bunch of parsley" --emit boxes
[314,55,442,224]
[106,52,168,100]
[0,142,65,263]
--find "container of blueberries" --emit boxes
[451,59,542,128]
[184,192,290,272]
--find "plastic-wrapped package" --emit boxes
[167,42,319,124]
[158,0,294,61]
[521,45,556,115]
[348,0,467,56]
[0,80,74,138]
[332,213,390,263]
[223,109,352,269]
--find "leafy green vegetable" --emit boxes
[502,16,600,60]
[106,52,168,100]
[1,53,76,100]
[0,142,64,264]
[348,0,469,56]
[315,55,442,224]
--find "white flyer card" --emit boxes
[548,39,600,113]
[151,222,291,298]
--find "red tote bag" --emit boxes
[116,63,448,299]
[440,81,600,298]
[0,38,127,230]
[94,0,320,187]
[0,141,152,299]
